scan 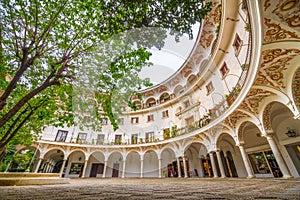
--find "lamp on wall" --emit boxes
[286,127,297,138]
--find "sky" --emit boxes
[138,23,200,88]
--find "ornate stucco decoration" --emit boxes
[226,111,250,129]
[273,0,300,28]
[292,67,300,111]
[254,48,300,91]
[262,102,274,131]
[264,18,300,42]
[238,89,274,115]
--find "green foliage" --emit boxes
[0,0,212,151]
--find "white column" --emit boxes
[225,155,233,177]
[34,158,43,173]
[265,135,292,178]
[238,145,255,178]
[140,155,144,178]
[102,160,107,178]
[216,151,226,178]
[81,160,88,178]
[209,152,218,178]
[177,157,181,177]
[158,158,162,178]
[177,157,182,178]
[44,161,50,173]
[59,159,67,178]
[122,160,126,178]
[183,157,188,178]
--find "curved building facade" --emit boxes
[27,0,300,179]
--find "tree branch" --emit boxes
[0,106,29,144]
[0,71,58,128]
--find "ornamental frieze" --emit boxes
[264,18,300,42]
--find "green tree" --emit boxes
[0,0,212,154]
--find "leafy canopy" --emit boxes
[0,0,212,150]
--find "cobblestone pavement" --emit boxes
[0,178,299,200]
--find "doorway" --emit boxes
[112,163,119,177]
[90,163,104,177]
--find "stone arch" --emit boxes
[184,142,207,177]
[236,119,260,144]
[159,92,171,104]
[160,147,176,177]
[291,64,300,115]
[43,146,66,158]
[106,151,123,178]
[133,99,143,109]
[186,74,197,87]
[262,101,300,141]
[143,149,159,177]
[39,148,65,174]
[125,151,140,177]
[173,85,184,96]
[215,132,236,149]
[87,150,105,178]
[145,97,156,108]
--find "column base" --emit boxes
[282,175,293,179]
[247,175,255,178]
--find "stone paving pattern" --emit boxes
[0,178,299,200]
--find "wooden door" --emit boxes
[112,163,119,177]
[90,164,98,177]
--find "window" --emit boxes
[220,62,229,78]
[77,132,87,143]
[162,110,169,118]
[183,100,190,108]
[233,34,243,55]
[206,81,214,94]
[69,163,84,174]
[96,134,105,145]
[131,134,138,144]
[185,116,195,126]
[55,130,68,142]
[145,132,154,143]
[101,118,108,125]
[115,135,122,145]
[131,117,139,124]
[147,114,154,122]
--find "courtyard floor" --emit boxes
[0,178,299,200]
